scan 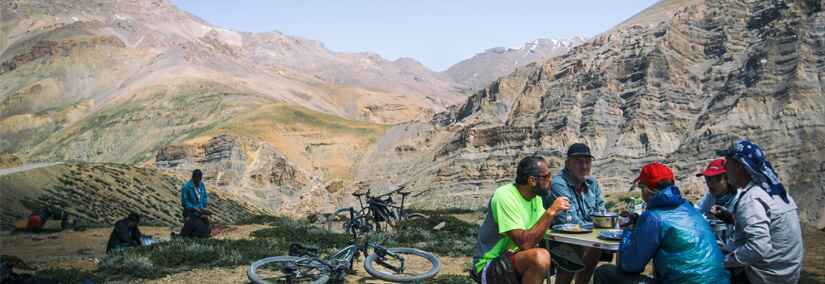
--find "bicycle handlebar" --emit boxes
[374,185,407,198]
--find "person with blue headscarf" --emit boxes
[715,139,803,284]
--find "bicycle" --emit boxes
[248,207,441,283]
[326,186,428,232]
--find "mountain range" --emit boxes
[4,0,823,228]
[0,0,582,219]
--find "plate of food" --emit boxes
[597,229,624,241]
[552,223,594,234]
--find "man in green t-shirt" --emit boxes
[472,156,571,284]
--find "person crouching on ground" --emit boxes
[179,209,212,239]
[106,213,144,253]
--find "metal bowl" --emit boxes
[590,212,619,228]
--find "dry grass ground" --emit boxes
[1,213,822,283]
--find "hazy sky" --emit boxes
[170,0,659,71]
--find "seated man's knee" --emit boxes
[529,248,551,270]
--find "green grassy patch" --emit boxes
[61,214,479,281]
[219,103,389,138]
[235,214,290,225]
[34,268,101,283]
[96,216,351,280]
[250,221,352,252]
[388,215,477,257]
[427,274,476,284]
[98,238,286,280]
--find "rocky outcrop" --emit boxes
[358,0,825,225]
[155,135,338,216]
[1,35,126,75]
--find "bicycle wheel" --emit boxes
[248,256,330,284]
[364,247,441,282]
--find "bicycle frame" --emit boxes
[330,208,407,274]
[252,206,428,284]
[353,186,412,230]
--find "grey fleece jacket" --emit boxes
[726,182,803,284]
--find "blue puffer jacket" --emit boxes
[618,185,730,284]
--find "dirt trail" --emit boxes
[0,162,62,176]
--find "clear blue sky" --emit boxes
[171,0,659,71]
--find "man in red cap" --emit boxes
[593,162,729,284]
[695,159,737,222]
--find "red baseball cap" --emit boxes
[632,162,675,190]
[696,158,726,177]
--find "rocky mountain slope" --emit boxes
[445,37,586,91]
[0,162,270,230]
[357,0,825,226]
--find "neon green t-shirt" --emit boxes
[473,183,545,272]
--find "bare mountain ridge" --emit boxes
[0,0,464,125]
[445,36,587,90]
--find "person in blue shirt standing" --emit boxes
[181,169,208,220]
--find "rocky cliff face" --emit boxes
[358,0,825,225]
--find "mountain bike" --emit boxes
[325,186,428,232]
[248,207,441,283]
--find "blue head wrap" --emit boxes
[717,139,789,203]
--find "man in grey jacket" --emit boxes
[716,139,803,284]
